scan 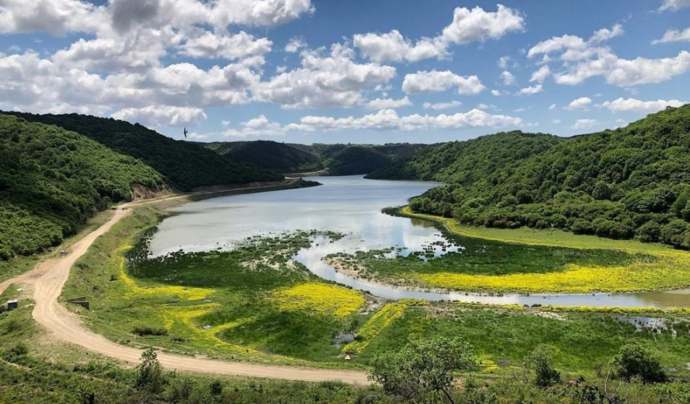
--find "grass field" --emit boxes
[56,204,690,377]
[325,207,690,293]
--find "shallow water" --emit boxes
[148,176,690,308]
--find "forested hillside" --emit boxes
[3,112,282,191]
[311,143,427,175]
[408,105,690,248]
[366,131,561,182]
[0,115,164,259]
[205,141,323,173]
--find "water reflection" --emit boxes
[148,176,690,308]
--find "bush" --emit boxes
[525,345,561,387]
[133,326,168,336]
[637,221,661,242]
[611,344,667,383]
[571,219,594,235]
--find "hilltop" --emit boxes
[206,140,323,174]
[3,112,282,191]
[403,105,690,248]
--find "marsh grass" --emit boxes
[334,207,690,293]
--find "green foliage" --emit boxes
[311,143,427,175]
[136,347,164,393]
[397,105,690,248]
[524,345,561,387]
[0,114,163,259]
[4,111,282,191]
[611,344,667,383]
[206,140,324,173]
[366,131,561,182]
[369,337,478,404]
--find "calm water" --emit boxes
[149,176,690,308]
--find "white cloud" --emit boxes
[653,27,690,44]
[111,106,207,127]
[600,97,685,113]
[180,30,272,60]
[353,30,445,63]
[552,119,561,124]
[440,5,524,45]
[253,44,396,109]
[572,118,598,130]
[0,0,107,35]
[353,5,524,63]
[423,101,462,110]
[549,103,557,110]
[590,24,624,43]
[491,89,503,96]
[500,71,517,86]
[498,55,512,69]
[566,97,592,110]
[285,37,307,52]
[402,70,485,95]
[221,120,230,127]
[529,65,550,83]
[659,0,690,10]
[367,96,412,110]
[528,24,690,87]
[517,84,542,95]
[290,108,522,132]
[223,115,285,137]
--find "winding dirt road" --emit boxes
[0,183,370,384]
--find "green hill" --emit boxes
[205,140,323,173]
[366,131,561,182]
[0,114,164,259]
[313,143,428,175]
[407,105,690,248]
[2,112,282,191]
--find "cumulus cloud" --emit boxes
[222,115,286,137]
[353,5,524,63]
[572,118,598,130]
[566,97,592,110]
[517,84,542,95]
[529,65,550,83]
[367,96,412,110]
[253,44,396,109]
[653,27,690,44]
[179,30,272,60]
[402,70,485,95]
[423,101,462,110]
[285,37,306,52]
[0,0,107,35]
[289,108,522,132]
[111,105,207,127]
[600,97,685,113]
[659,0,690,10]
[500,71,517,86]
[528,24,690,87]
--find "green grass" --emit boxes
[358,303,690,376]
[332,207,690,293]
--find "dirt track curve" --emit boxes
[0,182,370,385]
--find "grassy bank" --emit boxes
[328,207,690,293]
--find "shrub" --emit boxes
[524,345,561,387]
[611,344,667,383]
[133,326,168,337]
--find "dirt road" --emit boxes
[0,182,370,385]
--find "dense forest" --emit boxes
[205,140,323,173]
[206,141,428,176]
[3,112,282,191]
[0,115,164,259]
[401,105,690,248]
[366,131,561,182]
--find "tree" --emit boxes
[611,344,667,383]
[136,347,164,393]
[524,345,561,387]
[369,337,479,404]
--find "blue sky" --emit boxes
[0,0,688,144]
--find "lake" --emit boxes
[148,175,690,308]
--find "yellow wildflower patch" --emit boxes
[417,258,690,293]
[271,283,365,317]
[342,299,425,354]
[117,244,212,301]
